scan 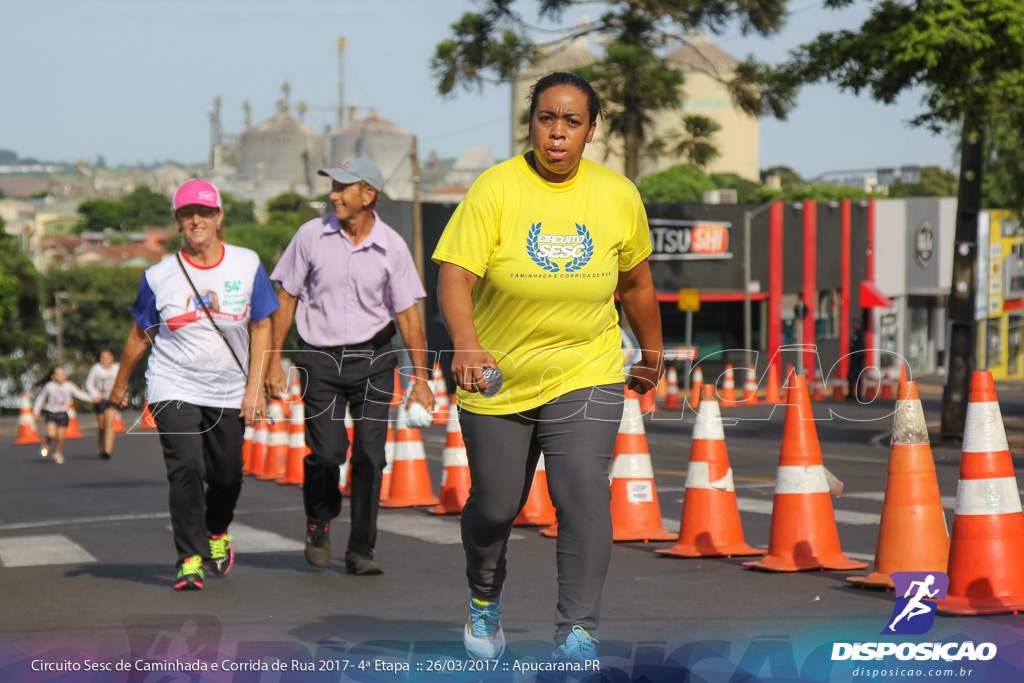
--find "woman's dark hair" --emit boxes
[98,347,114,358]
[528,72,602,126]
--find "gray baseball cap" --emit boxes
[318,158,384,191]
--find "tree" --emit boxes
[432,0,796,181]
[121,185,172,230]
[0,233,47,378]
[638,164,715,204]
[75,198,124,233]
[671,115,722,170]
[222,191,256,226]
[888,166,959,199]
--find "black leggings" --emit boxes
[459,383,624,644]
[151,401,244,566]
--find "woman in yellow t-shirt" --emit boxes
[433,72,664,663]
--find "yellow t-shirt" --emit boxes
[432,154,652,415]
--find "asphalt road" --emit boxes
[2,384,1024,682]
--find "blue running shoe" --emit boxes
[552,625,599,662]
[463,591,505,660]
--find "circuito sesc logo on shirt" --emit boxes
[882,571,949,635]
[526,222,593,273]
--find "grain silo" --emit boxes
[238,82,326,192]
[330,108,414,201]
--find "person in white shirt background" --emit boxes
[33,365,92,464]
[85,347,120,460]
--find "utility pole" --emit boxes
[940,119,986,442]
[411,135,425,323]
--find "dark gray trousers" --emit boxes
[459,384,624,644]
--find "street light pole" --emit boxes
[54,292,68,365]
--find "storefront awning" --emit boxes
[860,281,893,309]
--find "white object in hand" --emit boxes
[405,400,433,428]
[478,367,503,398]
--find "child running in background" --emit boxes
[85,348,120,459]
[33,365,92,464]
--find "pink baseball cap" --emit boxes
[172,180,222,212]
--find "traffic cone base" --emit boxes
[64,402,83,439]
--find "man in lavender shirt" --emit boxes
[266,158,434,575]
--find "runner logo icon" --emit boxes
[882,571,948,635]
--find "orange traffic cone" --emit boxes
[719,365,737,406]
[13,392,41,445]
[64,401,83,439]
[610,388,675,541]
[258,400,289,480]
[140,401,157,430]
[112,411,126,433]
[380,423,395,502]
[663,366,682,410]
[514,453,557,527]
[831,377,847,401]
[340,406,354,496]
[764,364,782,405]
[639,384,658,413]
[655,372,668,400]
[431,363,450,426]
[744,374,868,571]
[241,425,254,475]
[380,405,439,508]
[741,366,759,405]
[390,368,404,407]
[848,381,949,589]
[688,366,703,411]
[938,371,1024,614]
[279,394,309,486]
[246,420,269,477]
[428,408,471,514]
[862,367,880,400]
[809,367,826,402]
[880,364,896,400]
[658,385,765,558]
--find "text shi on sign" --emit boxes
[648,219,732,260]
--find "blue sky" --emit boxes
[1,0,957,179]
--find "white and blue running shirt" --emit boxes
[130,244,278,409]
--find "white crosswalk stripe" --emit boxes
[376,510,526,545]
[0,534,96,567]
[164,523,304,554]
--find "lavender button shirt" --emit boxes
[270,212,426,347]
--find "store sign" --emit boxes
[648,219,732,260]
[916,222,934,267]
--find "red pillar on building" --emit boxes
[866,198,876,366]
[803,200,818,374]
[840,199,852,379]
[769,202,784,378]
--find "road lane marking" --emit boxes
[0,534,96,567]
[166,523,303,553]
[843,492,957,509]
[734,497,881,525]
[376,510,525,545]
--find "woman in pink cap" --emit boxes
[109,179,279,591]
